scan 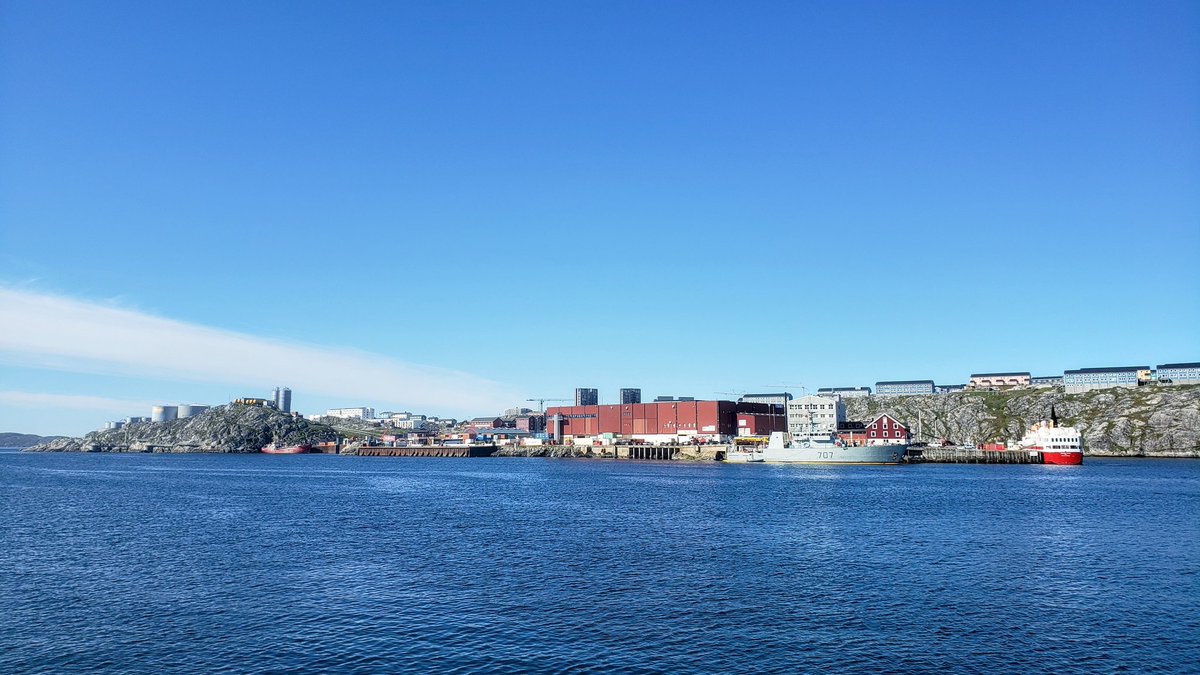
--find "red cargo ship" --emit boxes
[1016,420,1083,465]
[261,443,312,454]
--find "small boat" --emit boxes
[724,447,765,463]
[261,442,312,454]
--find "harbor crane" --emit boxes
[526,398,570,413]
[761,383,806,397]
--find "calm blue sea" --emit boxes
[1,452,1197,674]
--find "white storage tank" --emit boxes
[103,420,124,430]
[177,404,209,419]
[151,405,178,423]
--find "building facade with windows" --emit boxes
[1156,362,1200,385]
[619,388,642,404]
[865,414,909,445]
[323,407,375,420]
[468,417,505,430]
[816,387,871,398]
[968,372,1031,390]
[786,395,846,436]
[1063,367,1148,394]
[739,392,793,406]
[1031,375,1064,388]
[575,388,599,406]
[875,380,935,396]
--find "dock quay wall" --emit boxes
[497,445,727,461]
[356,444,498,458]
[909,448,1043,464]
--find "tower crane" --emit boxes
[526,398,570,413]
[761,383,806,397]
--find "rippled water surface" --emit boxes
[2,453,1198,673]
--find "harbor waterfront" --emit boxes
[1,451,1197,673]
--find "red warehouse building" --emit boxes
[546,400,746,441]
[736,402,788,436]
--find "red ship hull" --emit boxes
[1042,451,1082,465]
[261,444,312,454]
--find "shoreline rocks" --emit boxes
[843,385,1200,457]
[27,404,338,454]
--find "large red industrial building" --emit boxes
[546,400,784,442]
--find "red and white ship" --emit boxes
[1017,420,1083,465]
[261,442,312,454]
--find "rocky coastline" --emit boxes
[22,385,1200,458]
[843,384,1200,457]
[26,403,338,454]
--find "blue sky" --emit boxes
[2,0,1198,436]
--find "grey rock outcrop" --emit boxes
[26,404,338,453]
[842,385,1200,457]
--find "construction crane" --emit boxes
[526,398,570,413]
[762,383,806,397]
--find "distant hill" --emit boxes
[0,432,65,448]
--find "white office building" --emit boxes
[787,395,846,436]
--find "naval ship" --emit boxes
[726,420,908,465]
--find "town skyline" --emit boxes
[2,1,1198,437]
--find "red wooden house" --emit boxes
[865,414,909,445]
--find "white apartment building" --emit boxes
[787,394,845,436]
[323,407,376,420]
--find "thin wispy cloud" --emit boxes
[0,287,521,414]
[0,390,156,413]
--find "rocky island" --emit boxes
[27,403,338,453]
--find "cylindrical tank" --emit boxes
[151,405,178,423]
[279,388,291,414]
[177,404,209,419]
[103,420,124,430]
